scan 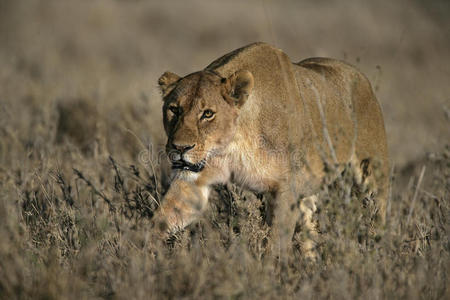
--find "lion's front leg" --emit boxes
[268,185,297,264]
[152,177,210,235]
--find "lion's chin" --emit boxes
[171,159,206,173]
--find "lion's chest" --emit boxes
[225,136,284,193]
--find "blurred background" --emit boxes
[0,0,449,169]
[0,2,448,298]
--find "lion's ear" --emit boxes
[227,70,254,108]
[158,71,180,96]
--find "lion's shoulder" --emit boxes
[205,42,274,69]
[205,42,284,77]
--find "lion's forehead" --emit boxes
[171,75,222,110]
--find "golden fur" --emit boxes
[154,42,389,255]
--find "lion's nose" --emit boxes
[172,143,195,153]
[169,143,195,161]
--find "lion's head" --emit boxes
[158,69,254,173]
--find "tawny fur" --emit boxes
[153,42,389,256]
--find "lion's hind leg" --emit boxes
[351,155,388,225]
[296,194,319,260]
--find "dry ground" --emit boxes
[0,0,449,299]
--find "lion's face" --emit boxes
[159,70,254,173]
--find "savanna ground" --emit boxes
[0,0,449,299]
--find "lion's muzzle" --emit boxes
[167,143,206,172]
[171,159,206,172]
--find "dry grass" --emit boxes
[0,0,449,299]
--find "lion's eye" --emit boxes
[168,105,179,115]
[201,109,215,119]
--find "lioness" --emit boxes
[154,42,389,256]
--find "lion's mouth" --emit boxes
[171,159,206,172]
